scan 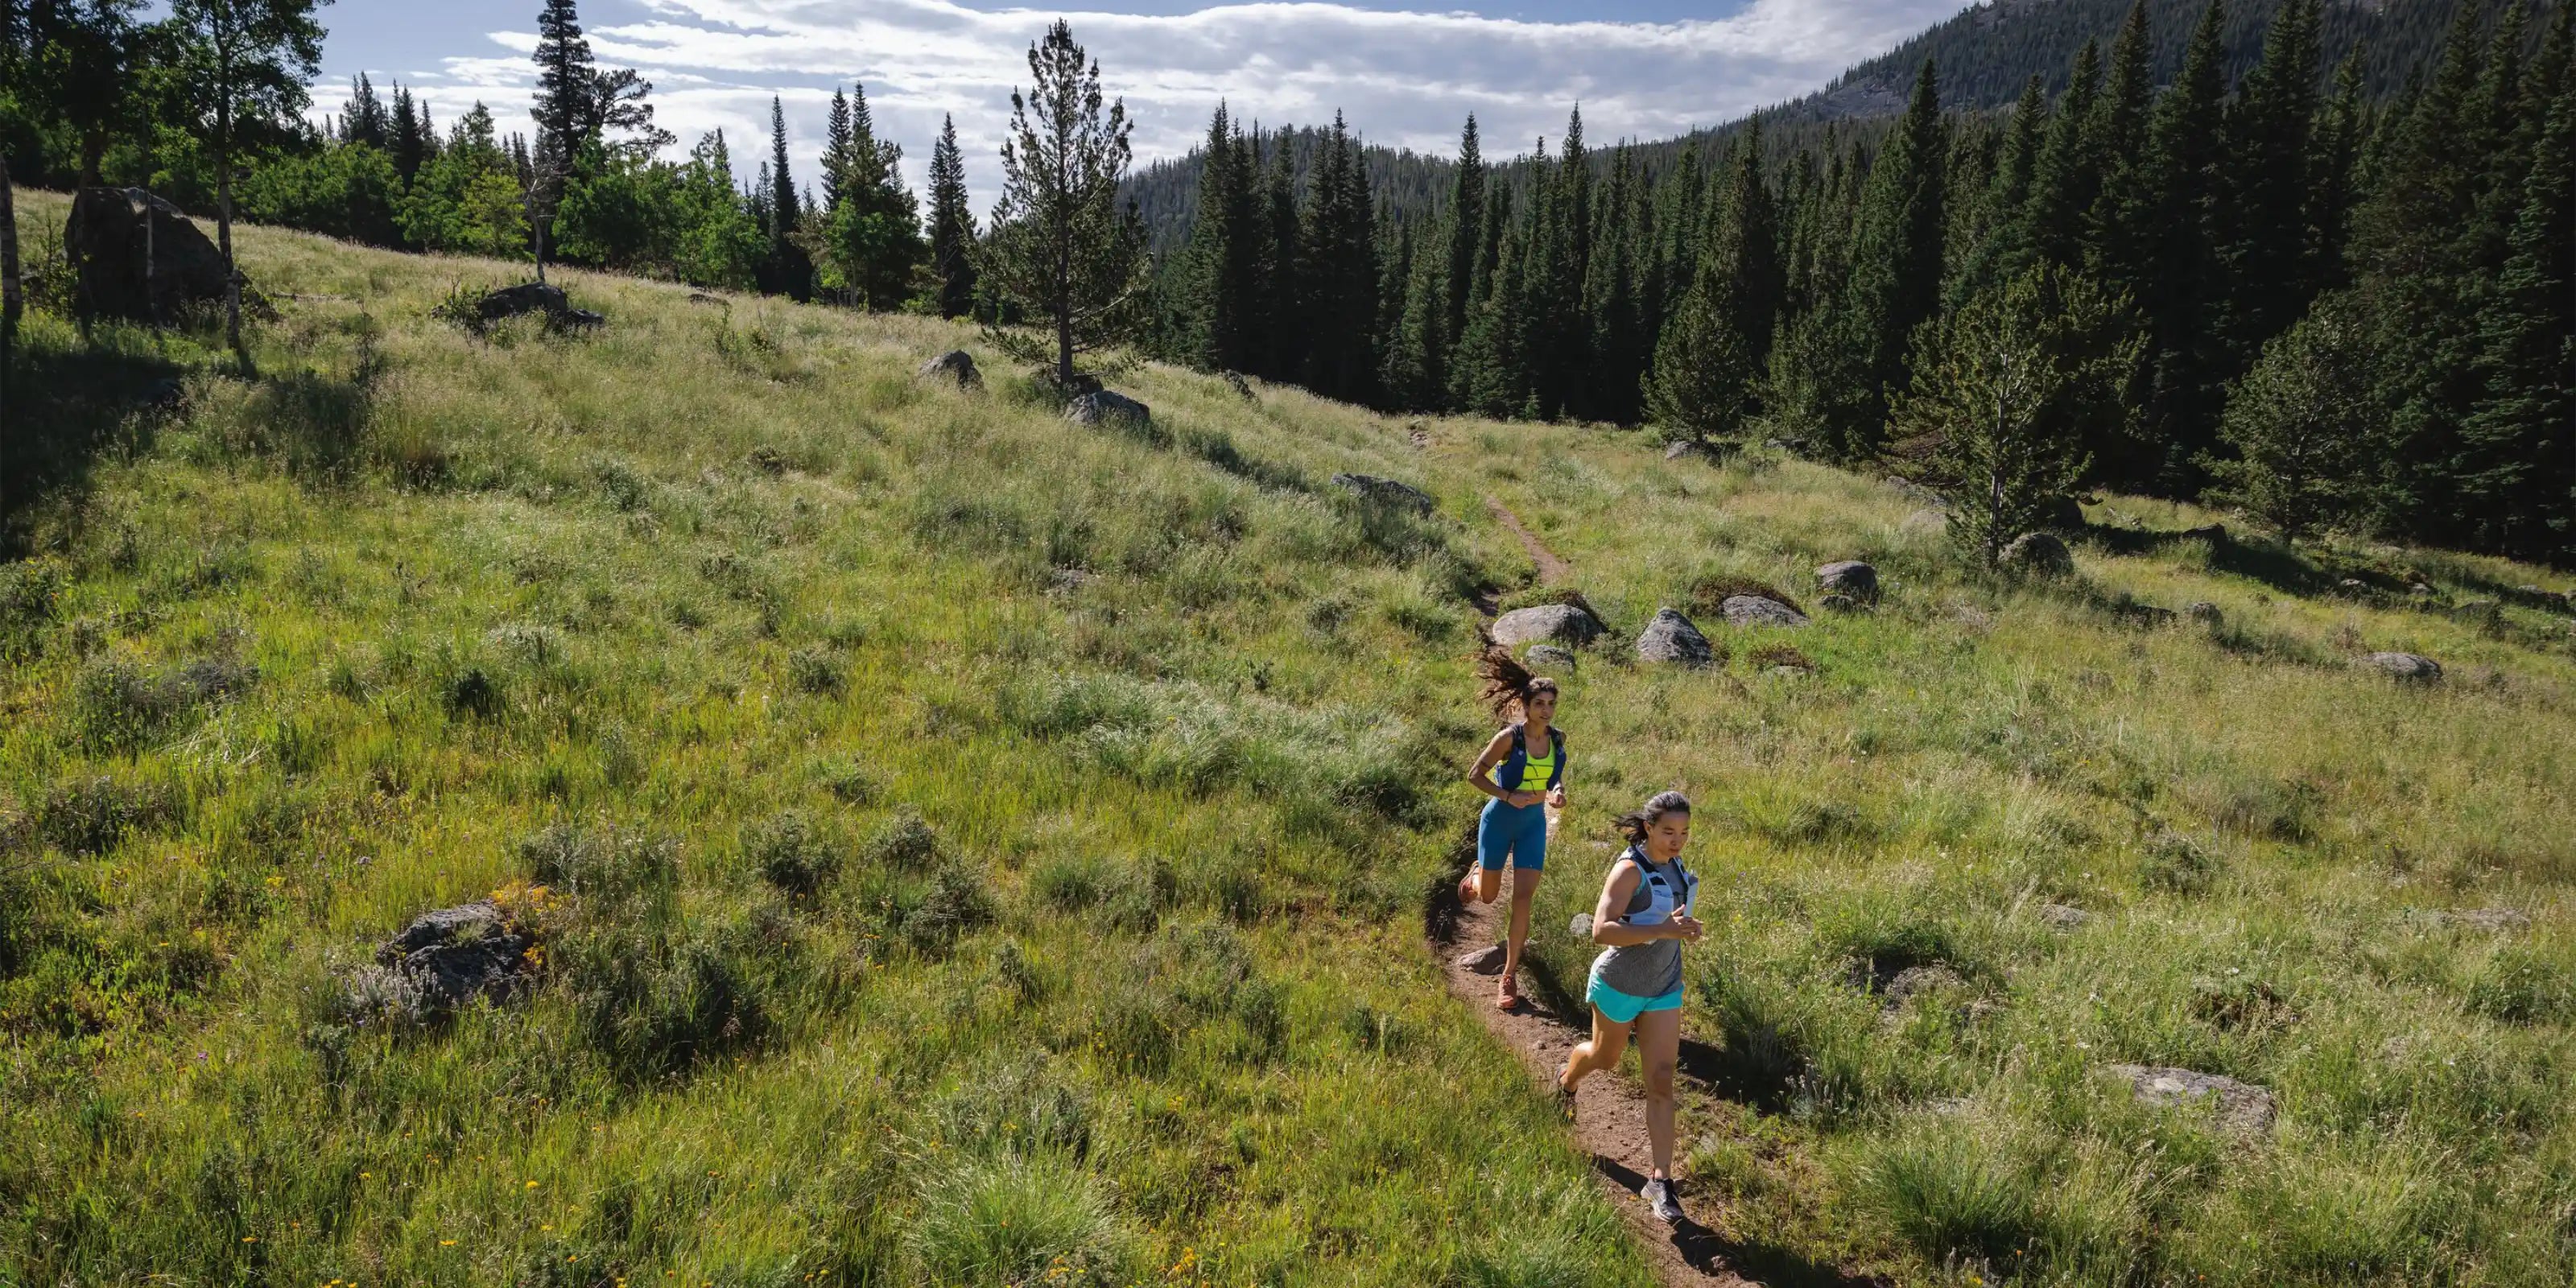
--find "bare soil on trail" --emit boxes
[1432,870,1889,1288]
[1484,496,1575,586]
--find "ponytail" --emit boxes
[1475,631,1560,722]
[1613,791,1692,844]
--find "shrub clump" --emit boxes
[2140,830,2222,894]
[786,646,844,696]
[861,807,944,871]
[0,562,64,662]
[2467,945,2574,1026]
[36,776,179,855]
[68,653,258,752]
[744,809,840,898]
[906,1151,1129,1286]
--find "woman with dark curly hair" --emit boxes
[1457,642,1567,1011]
[1558,791,1701,1224]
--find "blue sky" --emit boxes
[313,0,1969,198]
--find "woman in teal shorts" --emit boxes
[1558,791,1701,1224]
[1457,646,1567,1011]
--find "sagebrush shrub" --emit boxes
[745,809,840,898]
[861,807,943,871]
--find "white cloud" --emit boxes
[359,0,1967,205]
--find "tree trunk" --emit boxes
[217,97,249,373]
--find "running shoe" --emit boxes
[1641,1177,1684,1224]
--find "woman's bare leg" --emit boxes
[1559,1006,1629,1092]
[1499,867,1540,1001]
[1633,1006,1682,1179]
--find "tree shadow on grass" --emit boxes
[2,333,186,556]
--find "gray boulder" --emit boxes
[353,900,539,1024]
[918,350,981,387]
[66,187,233,321]
[1719,595,1810,628]
[1999,531,2075,576]
[1816,560,1879,602]
[2186,601,2223,625]
[2361,651,2442,683]
[1065,390,1150,427]
[1456,943,1508,974]
[2104,1063,2277,1134]
[1330,473,1436,516]
[1818,594,1860,614]
[1524,644,1579,673]
[477,282,569,323]
[1492,604,1605,647]
[1883,964,1967,1007]
[1636,608,1716,667]
[1664,440,1728,464]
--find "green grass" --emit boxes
[5,190,2576,1286]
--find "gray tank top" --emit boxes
[1591,846,1696,1000]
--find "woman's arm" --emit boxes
[1588,862,1677,947]
[1466,729,1542,807]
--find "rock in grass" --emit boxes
[918,350,980,388]
[1636,608,1716,667]
[1882,965,1966,1006]
[1064,390,1150,427]
[1819,594,1860,614]
[1568,912,1596,939]
[1816,560,1879,603]
[1664,440,1728,464]
[1719,595,1810,628]
[357,901,539,1023]
[2361,651,2442,683]
[1456,944,1508,975]
[1329,473,1436,516]
[1492,604,1605,648]
[2039,903,2093,931]
[1999,532,2075,576]
[1524,644,1578,672]
[2187,601,2223,625]
[2104,1064,2276,1134]
[66,187,232,320]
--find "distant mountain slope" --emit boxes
[1125,0,2539,246]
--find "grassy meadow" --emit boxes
[4,189,2574,1286]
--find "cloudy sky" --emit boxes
[318,0,1970,200]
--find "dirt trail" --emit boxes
[1484,496,1575,585]
[1434,869,1890,1288]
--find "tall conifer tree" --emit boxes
[927,114,979,320]
[1839,58,1948,458]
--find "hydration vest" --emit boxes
[1620,847,1699,926]
[1496,723,1567,792]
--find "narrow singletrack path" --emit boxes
[1484,496,1575,585]
[1434,865,1889,1288]
[1437,886,1758,1286]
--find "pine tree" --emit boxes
[2207,291,2382,542]
[2454,43,2574,560]
[2220,0,2323,365]
[1889,262,2138,566]
[391,84,431,183]
[977,20,1151,388]
[2306,52,2366,294]
[1385,232,1445,411]
[759,97,811,299]
[815,80,923,311]
[1711,119,1782,375]
[532,0,593,165]
[1253,131,1302,382]
[1956,75,2046,302]
[2085,6,2153,287]
[822,89,851,212]
[168,0,327,368]
[1297,114,1378,404]
[1452,216,1530,418]
[1529,111,1592,418]
[927,114,978,320]
[2024,39,2103,275]
[2135,0,2232,490]
[1642,252,1757,444]
[1587,147,1645,425]
[1179,103,1259,371]
[1839,57,1948,458]
[343,73,390,151]
[1440,116,1485,375]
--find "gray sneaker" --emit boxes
[1641,1177,1684,1224]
